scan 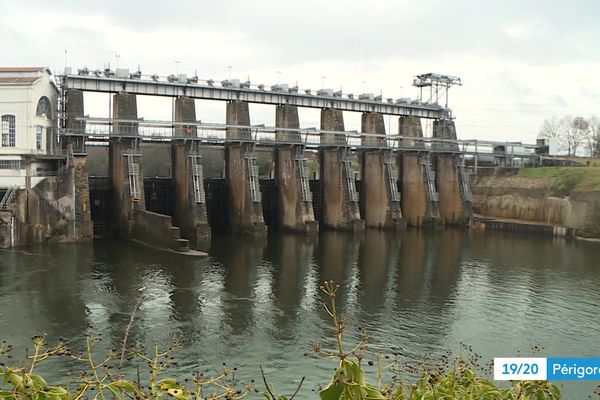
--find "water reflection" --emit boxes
[1,230,600,398]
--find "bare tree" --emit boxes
[539,116,563,140]
[557,115,587,156]
[586,116,600,157]
[539,115,596,156]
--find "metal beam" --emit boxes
[60,75,449,119]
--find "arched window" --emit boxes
[1,115,16,147]
[36,96,52,119]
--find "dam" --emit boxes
[0,68,545,252]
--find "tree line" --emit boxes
[539,116,600,157]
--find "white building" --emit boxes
[0,67,62,189]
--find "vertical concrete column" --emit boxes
[361,112,386,148]
[319,109,363,231]
[171,97,211,248]
[359,112,403,230]
[275,104,301,143]
[399,116,441,227]
[433,119,472,225]
[62,89,93,240]
[226,100,251,140]
[108,92,145,238]
[225,100,267,236]
[274,105,318,234]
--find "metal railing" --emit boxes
[50,118,546,173]
[125,150,142,201]
[0,186,17,210]
[455,155,472,203]
[422,153,439,203]
[294,147,312,203]
[190,154,206,204]
[384,151,401,202]
[244,151,261,203]
[55,117,541,159]
[342,151,359,203]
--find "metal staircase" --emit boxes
[56,75,66,130]
[125,149,142,201]
[384,151,401,202]
[190,152,206,204]
[0,186,17,210]
[342,150,359,203]
[293,147,312,202]
[455,155,472,203]
[244,150,261,203]
[421,153,439,202]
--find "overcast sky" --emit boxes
[3,0,600,142]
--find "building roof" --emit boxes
[0,77,39,84]
[0,67,46,72]
[0,67,53,87]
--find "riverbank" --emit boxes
[470,167,600,238]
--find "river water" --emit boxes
[1,229,599,398]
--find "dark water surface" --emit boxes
[1,229,599,398]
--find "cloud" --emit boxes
[3,0,600,142]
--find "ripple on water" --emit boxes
[1,232,600,397]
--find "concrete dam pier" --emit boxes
[0,71,478,251]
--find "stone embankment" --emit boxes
[470,167,600,238]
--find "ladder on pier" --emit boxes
[0,186,17,210]
[294,147,312,203]
[244,150,262,203]
[421,153,439,202]
[455,155,472,203]
[125,149,142,202]
[56,75,66,130]
[190,153,206,204]
[342,151,359,203]
[384,151,401,202]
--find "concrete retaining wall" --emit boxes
[471,170,600,238]
[130,209,179,250]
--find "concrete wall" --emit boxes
[0,169,92,248]
[0,210,16,248]
[471,171,600,237]
[319,109,363,231]
[130,209,185,251]
[274,105,318,234]
[225,100,267,236]
[359,112,403,229]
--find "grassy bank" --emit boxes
[517,167,600,195]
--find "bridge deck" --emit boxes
[60,74,448,119]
